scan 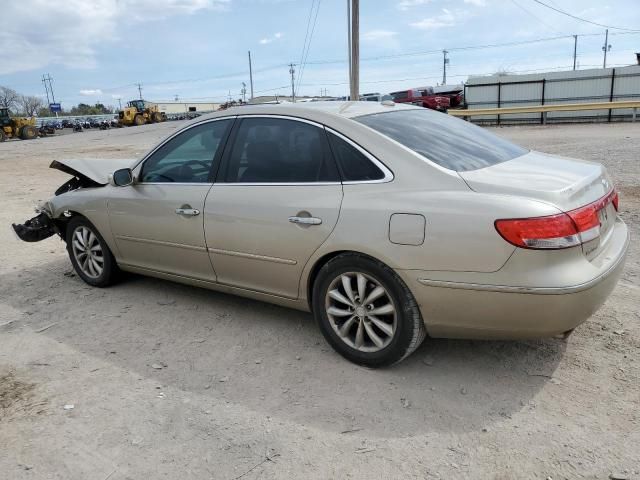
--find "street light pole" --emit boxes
[572,35,578,70]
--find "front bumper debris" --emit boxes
[12,212,57,242]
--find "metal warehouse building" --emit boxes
[464,64,640,124]
[154,101,220,114]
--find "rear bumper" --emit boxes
[398,218,629,339]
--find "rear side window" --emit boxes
[222,117,339,183]
[355,109,528,172]
[327,133,385,182]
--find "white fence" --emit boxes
[464,65,640,124]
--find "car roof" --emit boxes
[189,101,419,125]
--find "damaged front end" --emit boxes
[12,211,58,242]
[13,157,133,244]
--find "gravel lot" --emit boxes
[0,121,638,480]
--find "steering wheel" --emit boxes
[179,160,211,180]
[182,160,210,170]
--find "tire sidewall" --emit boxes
[65,217,117,287]
[313,255,417,367]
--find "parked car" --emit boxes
[12,102,628,366]
[390,87,451,111]
[61,119,73,128]
[360,93,393,102]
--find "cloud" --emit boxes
[0,0,230,75]
[362,30,398,41]
[410,9,458,29]
[79,89,103,96]
[464,0,486,6]
[397,0,431,10]
[259,32,284,45]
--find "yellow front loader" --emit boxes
[117,100,166,127]
[0,108,38,141]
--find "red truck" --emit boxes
[389,87,451,111]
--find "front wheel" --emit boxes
[133,114,145,126]
[313,253,426,367]
[66,216,120,287]
[20,125,38,140]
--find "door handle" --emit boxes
[175,207,200,216]
[289,216,322,225]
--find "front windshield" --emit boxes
[355,109,528,172]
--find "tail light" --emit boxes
[495,189,618,250]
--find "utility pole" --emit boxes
[136,83,143,100]
[289,63,296,102]
[118,98,122,110]
[41,74,56,104]
[241,82,247,103]
[350,0,359,101]
[347,0,352,100]
[442,50,449,85]
[248,51,254,100]
[41,74,51,105]
[572,35,578,70]
[602,29,611,68]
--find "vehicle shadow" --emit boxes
[0,258,566,438]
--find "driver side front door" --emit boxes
[108,118,233,281]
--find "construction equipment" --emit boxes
[0,108,38,142]
[117,100,166,127]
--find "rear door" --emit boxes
[108,118,233,281]
[204,116,343,299]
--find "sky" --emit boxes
[1,0,639,109]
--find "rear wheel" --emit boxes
[134,114,145,126]
[312,253,426,367]
[66,216,120,287]
[0,130,5,142]
[20,125,37,140]
[152,112,162,123]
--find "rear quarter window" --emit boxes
[355,109,528,172]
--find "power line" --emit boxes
[530,0,640,32]
[296,0,316,95]
[509,0,563,35]
[296,0,322,96]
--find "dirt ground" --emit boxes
[0,121,638,480]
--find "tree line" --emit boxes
[0,86,116,117]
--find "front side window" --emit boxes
[222,117,339,183]
[141,119,232,183]
[355,109,528,172]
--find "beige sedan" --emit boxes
[13,102,628,366]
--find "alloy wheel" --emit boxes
[71,226,104,279]
[325,272,397,352]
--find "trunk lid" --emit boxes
[459,150,616,259]
[459,151,613,211]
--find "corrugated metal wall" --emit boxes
[464,65,640,124]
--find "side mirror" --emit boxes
[109,168,133,187]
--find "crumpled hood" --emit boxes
[50,158,137,184]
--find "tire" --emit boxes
[20,125,38,140]
[152,112,162,123]
[312,253,427,367]
[65,216,120,287]
[134,114,145,126]
[0,130,5,142]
